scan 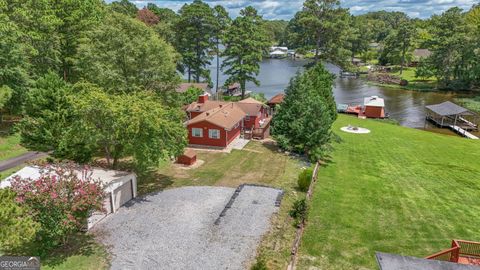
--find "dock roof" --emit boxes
[425,101,475,116]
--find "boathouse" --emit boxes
[425,101,479,139]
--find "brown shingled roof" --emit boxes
[186,100,227,113]
[236,98,265,116]
[267,93,284,105]
[187,103,246,129]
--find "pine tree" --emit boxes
[221,6,269,99]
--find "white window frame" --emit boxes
[245,114,251,121]
[209,129,220,139]
[192,128,203,137]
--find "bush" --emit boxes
[289,198,308,225]
[10,164,106,252]
[0,189,39,253]
[297,168,313,192]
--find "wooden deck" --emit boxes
[426,116,479,139]
[426,240,480,266]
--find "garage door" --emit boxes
[113,180,134,211]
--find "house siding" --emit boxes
[364,106,385,118]
[187,121,241,148]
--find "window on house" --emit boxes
[245,114,251,121]
[209,129,220,139]
[192,128,203,137]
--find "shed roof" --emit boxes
[187,103,246,129]
[425,101,474,116]
[181,149,196,158]
[376,252,480,270]
[1,166,135,193]
[364,96,385,107]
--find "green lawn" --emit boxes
[0,134,27,161]
[141,141,305,269]
[297,115,480,269]
[456,96,480,113]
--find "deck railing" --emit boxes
[426,240,480,263]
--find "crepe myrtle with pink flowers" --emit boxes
[9,164,106,250]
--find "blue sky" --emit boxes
[124,0,478,19]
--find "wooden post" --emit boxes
[454,114,458,127]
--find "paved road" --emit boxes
[0,152,48,172]
[94,185,283,270]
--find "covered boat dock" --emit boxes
[425,101,479,139]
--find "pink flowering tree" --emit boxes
[10,164,106,250]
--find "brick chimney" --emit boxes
[198,94,208,104]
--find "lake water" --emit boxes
[202,57,474,135]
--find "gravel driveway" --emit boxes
[94,185,283,270]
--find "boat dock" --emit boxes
[449,125,479,139]
[425,101,479,139]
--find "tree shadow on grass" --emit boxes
[39,233,107,268]
[136,170,174,196]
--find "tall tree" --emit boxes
[379,18,415,73]
[299,0,350,64]
[66,88,187,170]
[212,5,231,94]
[0,4,30,113]
[347,15,371,63]
[137,7,159,26]
[75,12,179,99]
[176,0,216,83]
[272,64,337,162]
[221,6,269,99]
[109,0,137,17]
[16,72,74,153]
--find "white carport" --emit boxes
[1,166,137,229]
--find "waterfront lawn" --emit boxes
[139,141,306,269]
[297,115,480,269]
[391,67,437,91]
[456,96,480,113]
[0,133,27,162]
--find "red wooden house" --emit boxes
[185,95,272,148]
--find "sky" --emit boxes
[123,0,479,20]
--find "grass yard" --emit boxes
[139,141,307,269]
[0,133,27,161]
[296,115,480,269]
[456,96,480,113]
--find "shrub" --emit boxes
[289,198,308,225]
[297,168,313,192]
[10,164,106,251]
[0,189,39,253]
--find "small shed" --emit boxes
[363,96,386,118]
[177,149,197,166]
[1,166,137,229]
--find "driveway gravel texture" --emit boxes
[94,185,283,270]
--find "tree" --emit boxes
[65,88,187,170]
[379,18,416,74]
[212,5,231,94]
[272,64,336,161]
[109,0,137,17]
[10,164,105,251]
[180,87,204,105]
[147,5,179,46]
[5,0,104,82]
[0,189,39,253]
[176,0,216,83]
[0,5,31,113]
[347,16,371,63]
[222,7,269,99]
[263,20,289,45]
[298,0,350,64]
[137,7,159,26]
[428,7,474,89]
[17,72,74,153]
[0,86,12,124]
[415,60,435,81]
[75,12,179,99]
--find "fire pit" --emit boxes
[340,125,371,134]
